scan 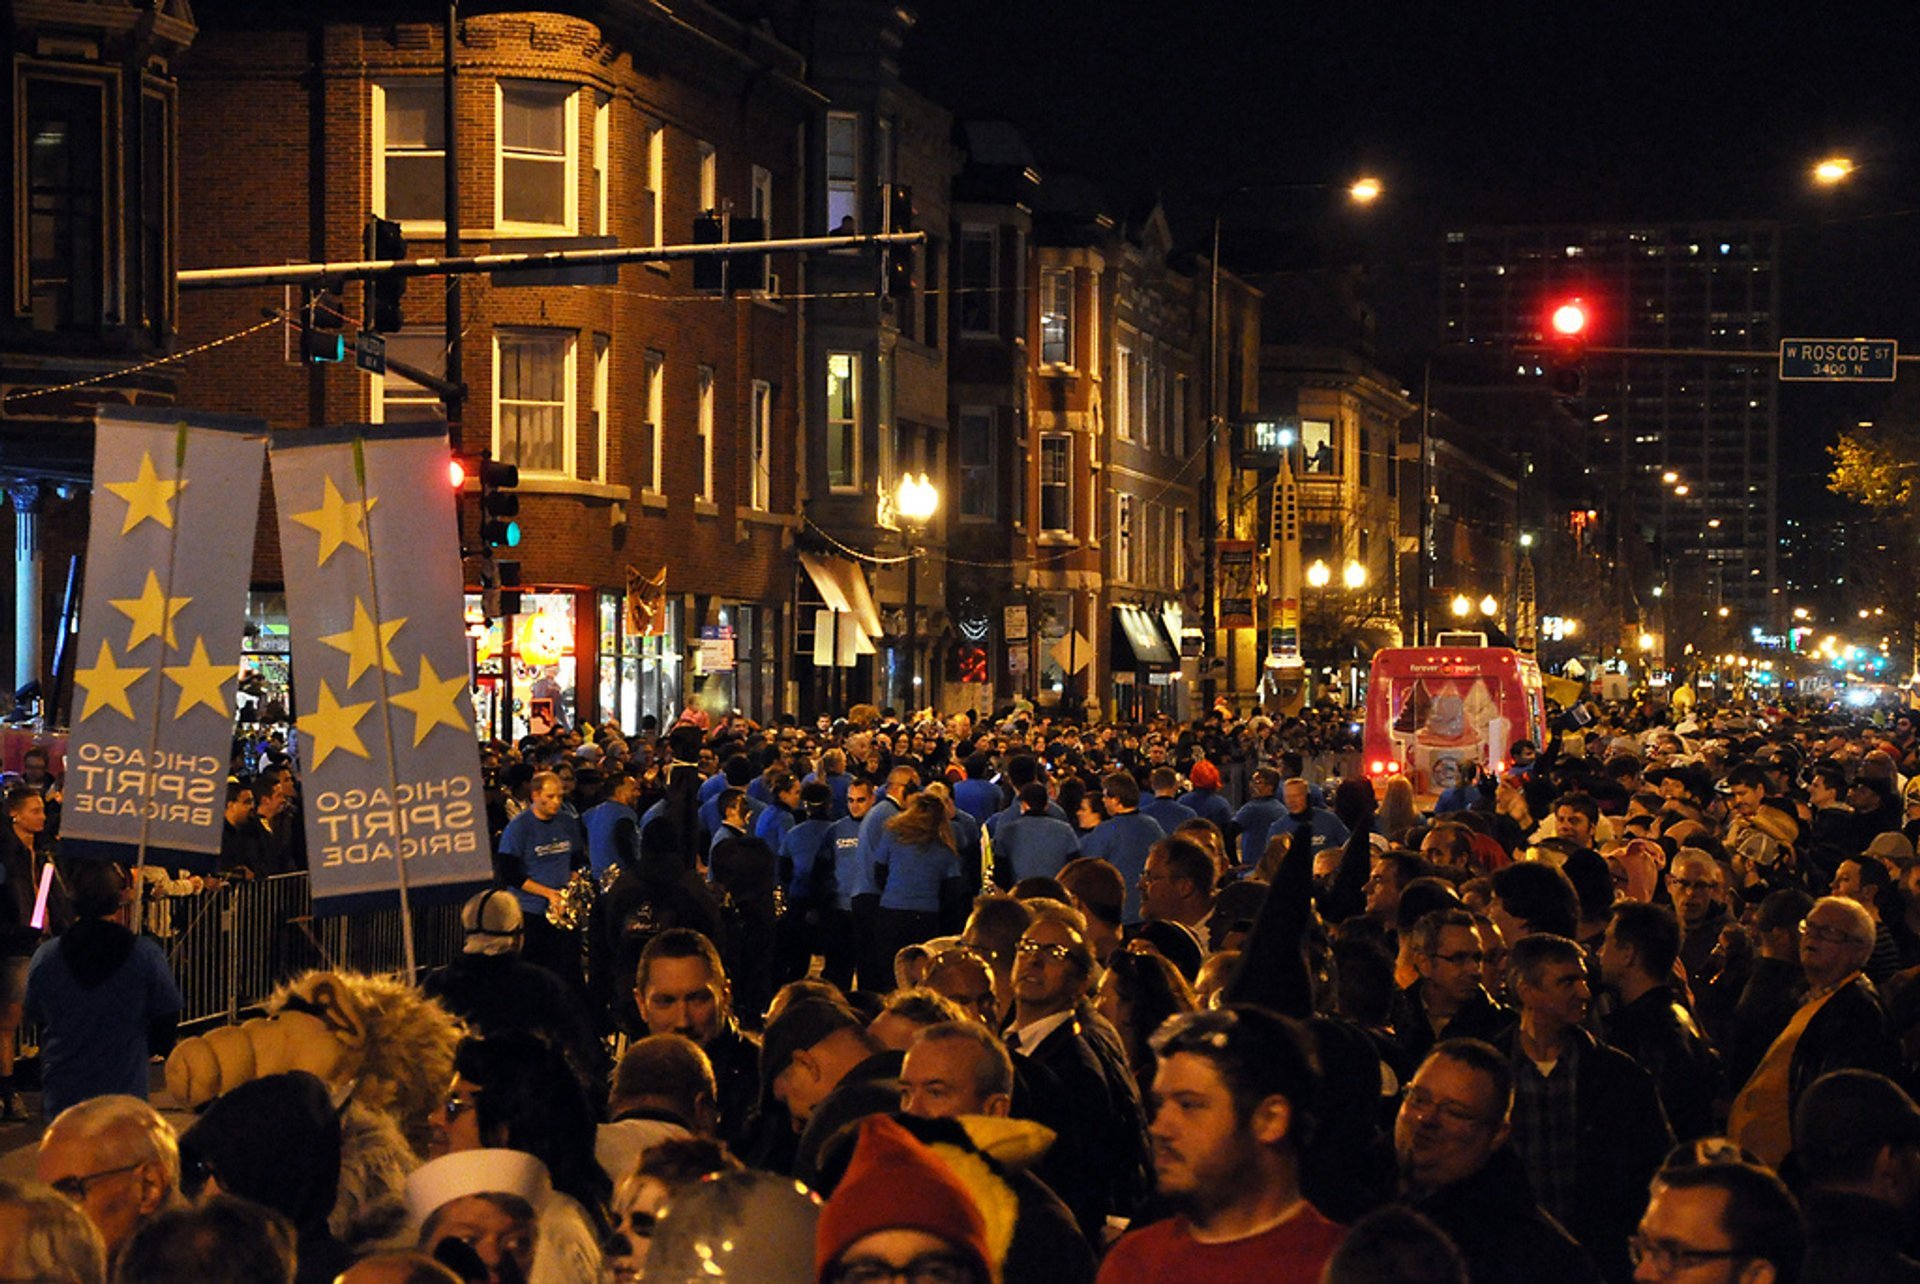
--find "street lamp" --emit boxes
[1813,156,1855,185]
[1451,594,1471,618]
[1479,595,1499,619]
[1348,176,1383,204]
[1306,558,1332,589]
[895,472,939,708]
[1343,559,1368,591]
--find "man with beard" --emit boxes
[1097,1007,1344,1283]
[633,930,760,1155]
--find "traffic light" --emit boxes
[448,452,474,490]
[496,559,523,617]
[692,213,768,294]
[478,455,521,549]
[884,184,914,298]
[300,286,347,362]
[365,216,407,333]
[1547,296,1589,398]
[693,213,724,291]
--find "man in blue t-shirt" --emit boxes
[581,771,643,881]
[1080,772,1167,924]
[1141,767,1198,835]
[994,782,1081,886]
[1232,767,1287,871]
[495,770,590,984]
[954,751,1004,826]
[852,765,916,990]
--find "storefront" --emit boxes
[1110,602,1180,721]
[595,591,684,734]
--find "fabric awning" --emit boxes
[799,551,883,639]
[1112,604,1178,668]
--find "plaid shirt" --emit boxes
[1511,1028,1583,1229]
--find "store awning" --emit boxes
[799,551,883,639]
[1112,604,1178,668]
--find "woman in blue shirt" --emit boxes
[873,793,965,975]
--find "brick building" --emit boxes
[172,0,819,733]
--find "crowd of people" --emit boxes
[4,692,1920,1283]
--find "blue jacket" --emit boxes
[1271,806,1351,852]
[1141,795,1198,834]
[849,795,902,898]
[1233,796,1287,868]
[987,796,1066,840]
[1081,811,1167,923]
[580,799,640,880]
[781,817,841,903]
[1179,788,1235,830]
[823,816,862,910]
[994,813,1081,884]
[875,835,962,913]
[756,803,798,849]
[954,778,1003,826]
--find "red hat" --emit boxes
[1189,759,1221,790]
[815,1116,989,1282]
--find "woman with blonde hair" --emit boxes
[873,794,966,975]
[1377,775,1418,843]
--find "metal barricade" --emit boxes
[153,873,466,1028]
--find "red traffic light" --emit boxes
[1549,299,1589,339]
[448,456,470,489]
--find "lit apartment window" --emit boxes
[825,113,858,232]
[749,381,773,511]
[647,126,665,249]
[494,329,575,477]
[1039,435,1072,533]
[592,93,610,236]
[374,82,444,227]
[1040,269,1073,366]
[592,334,610,483]
[1302,418,1336,474]
[24,75,111,330]
[372,330,446,423]
[698,141,717,212]
[958,228,996,335]
[826,352,860,489]
[958,408,995,521]
[495,80,577,232]
[1114,344,1134,441]
[697,365,715,503]
[642,351,664,495]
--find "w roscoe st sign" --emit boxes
[1778,338,1898,382]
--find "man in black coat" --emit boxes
[1792,1069,1920,1283]
[1392,907,1514,1073]
[1395,1039,1602,1284]
[1598,901,1721,1142]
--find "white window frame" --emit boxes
[491,328,577,479]
[642,350,664,496]
[371,81,446,233]
[1039,434,1073,535]
[592,92,610,237]
[1040,268,1073,368]
[696,364,715,503]
[371,328,447,423]
[1114,339,1133,441]
[825,351,861,492]
[751,165,773,233]
[825,112,859,232]
[493,79,578,235]
[592,333,610,484]
[698,140,717,213]
[958,227,997,336]
[648,124,665,251]
[749,380,773,511]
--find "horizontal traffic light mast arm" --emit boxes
[179,230,926,290]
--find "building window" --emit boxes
[825,112,858,232]
[1174,374,1190,454]
[592,93,610,236]
[1114,343,1134,441]
[372,330,446,423]
[647,126,664,248]
[921,237,942,348]
[749,380,773,511]
[696,365,715,503]
[495,80,577,232]
[826,352,860,490]
[876,351,896,505]
[751,165,773,233]
[958,228,996,335]
[642,351,664,496]
[1302,418,1336,474]
[1174,507,1189,582]
[493,329,575,477]
[1114,492,1136,583]
[592,334,610,483]
[698,140,717,212]
[958,408,994,521]
[1040,269,1073,367]
[23,76,107,330]
[137,90,172,336]
[1040,435,1072,534]
[374,81,443,228]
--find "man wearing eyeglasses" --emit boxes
[1666,851,1735,1011]
[1629,1162,1804,1284]
[36,1095,183,1263]
[1391,909,1513,1072]
[1729,895,1897,1166]
[1394,1040,1601,1284]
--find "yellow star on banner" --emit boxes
[108,570,191,651]
[317,598,406,686]
[297,680,373,769]
[102,451,186,535]
[290,476,377,567]
[388,655,470,746]
[73,641,147,722]
[162,636,239,719]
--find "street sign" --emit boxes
[1779,338,1897,382]
[354,330,386,375]
[1003,604,1028,643]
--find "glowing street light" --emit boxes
[1673,484,1691,497]
[1343,559,1369,590]
[895,472,940,707]
[1519,532,1534,549]
[1813,156,1856,185]
[1479,595,1499,618]
[1307,559,1332,588]
[1793,606,1810,620]
[1661,470,1679,484]
[1717,605,1731,618]
[1638,633,1656,651]
[1451,594,1472,618]
[1348,176,1383,204]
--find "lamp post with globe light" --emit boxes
[895,473,939,709]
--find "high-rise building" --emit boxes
[1440,223,1780,626]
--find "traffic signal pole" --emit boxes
[179,230,927,290]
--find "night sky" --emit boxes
[904,0,1920,517]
